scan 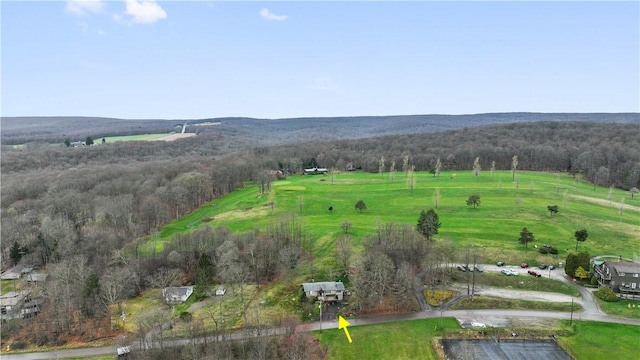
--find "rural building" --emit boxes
[162,286,194,305]
[304,167,328,175]
[593,261,640,296]
[301,281,346,302]
[0,291,27,319]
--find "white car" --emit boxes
[501,269,519,276]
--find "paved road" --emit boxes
[4,264,638,359]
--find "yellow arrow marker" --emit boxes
[338,315,353,343]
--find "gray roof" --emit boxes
[163,286,193,298]
[607,261,640,274]
[302,282,345,293]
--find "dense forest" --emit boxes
[1,117,639,348]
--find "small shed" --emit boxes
[215,286,226,296]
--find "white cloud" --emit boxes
[260,8,287,21]
[120,0,167,24]
[66,0,104,16]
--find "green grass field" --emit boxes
[101,133,172,142]
[314,318,640,360]
[595,298,640,319]
[314,318,460,360]
[143,170,639,268]
[557,320,640,360]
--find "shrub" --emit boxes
[538,247,549,254]
[548,247,559,254]
[590,276,598,286]
[179,311,193,322]
[594,287,619,302]
[10,341,27,350]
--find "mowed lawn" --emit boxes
[314,318,460,360]
[315,318,640,360]
[143,170,639,267]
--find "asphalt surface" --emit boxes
[3,264,639,360]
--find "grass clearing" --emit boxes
[148,171,639,268]
[101,133,174,142]
[314,318,461,360]
[450,272,580,297]
[556,320,640,360]
[449,296,582,312]
[595,298,640,319]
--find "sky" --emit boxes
[1,1,639,120]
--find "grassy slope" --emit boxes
[146,170,639,267]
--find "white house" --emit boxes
[162,286,194,305]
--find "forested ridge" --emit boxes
[1,118,639,349]
[2,112,637,145]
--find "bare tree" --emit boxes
[434,157,442,179]
[511,155,519,180]
[335,234,352,271]
[406,165,416,193]
[433,187,441,209]
[378,156,385,177]
[402,155,410,175]
[389,160,396,182]
[472,157,481,176]
[490,160,496,178]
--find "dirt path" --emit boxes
[569,194,640,212]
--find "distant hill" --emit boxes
[1,113,638,145]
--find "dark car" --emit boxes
[539,264,548,270]
[528,270,542,277]
[520,263,529,268]
[496,261,505,267]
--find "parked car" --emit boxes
[549,265,555,270]
[496,261,505,267]
[501,269,519,276]
[538,264,548,270]
[520,263,529,268]
[528,270,542,277]
[457,265,466,272]
[474,266,484,272]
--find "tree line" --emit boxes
[1,120,638,345]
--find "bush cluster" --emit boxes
[594,287,619,302]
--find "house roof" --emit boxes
[607,261,640,274]
[163,286,193,299]
[0,291,27,307]
[302,282,345,293]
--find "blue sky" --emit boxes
[2,1,638,119]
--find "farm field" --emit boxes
[101,133,176,142]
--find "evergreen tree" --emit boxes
[416,209,441,241]
[518,227,535,248]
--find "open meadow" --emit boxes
[140,170,639,269]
